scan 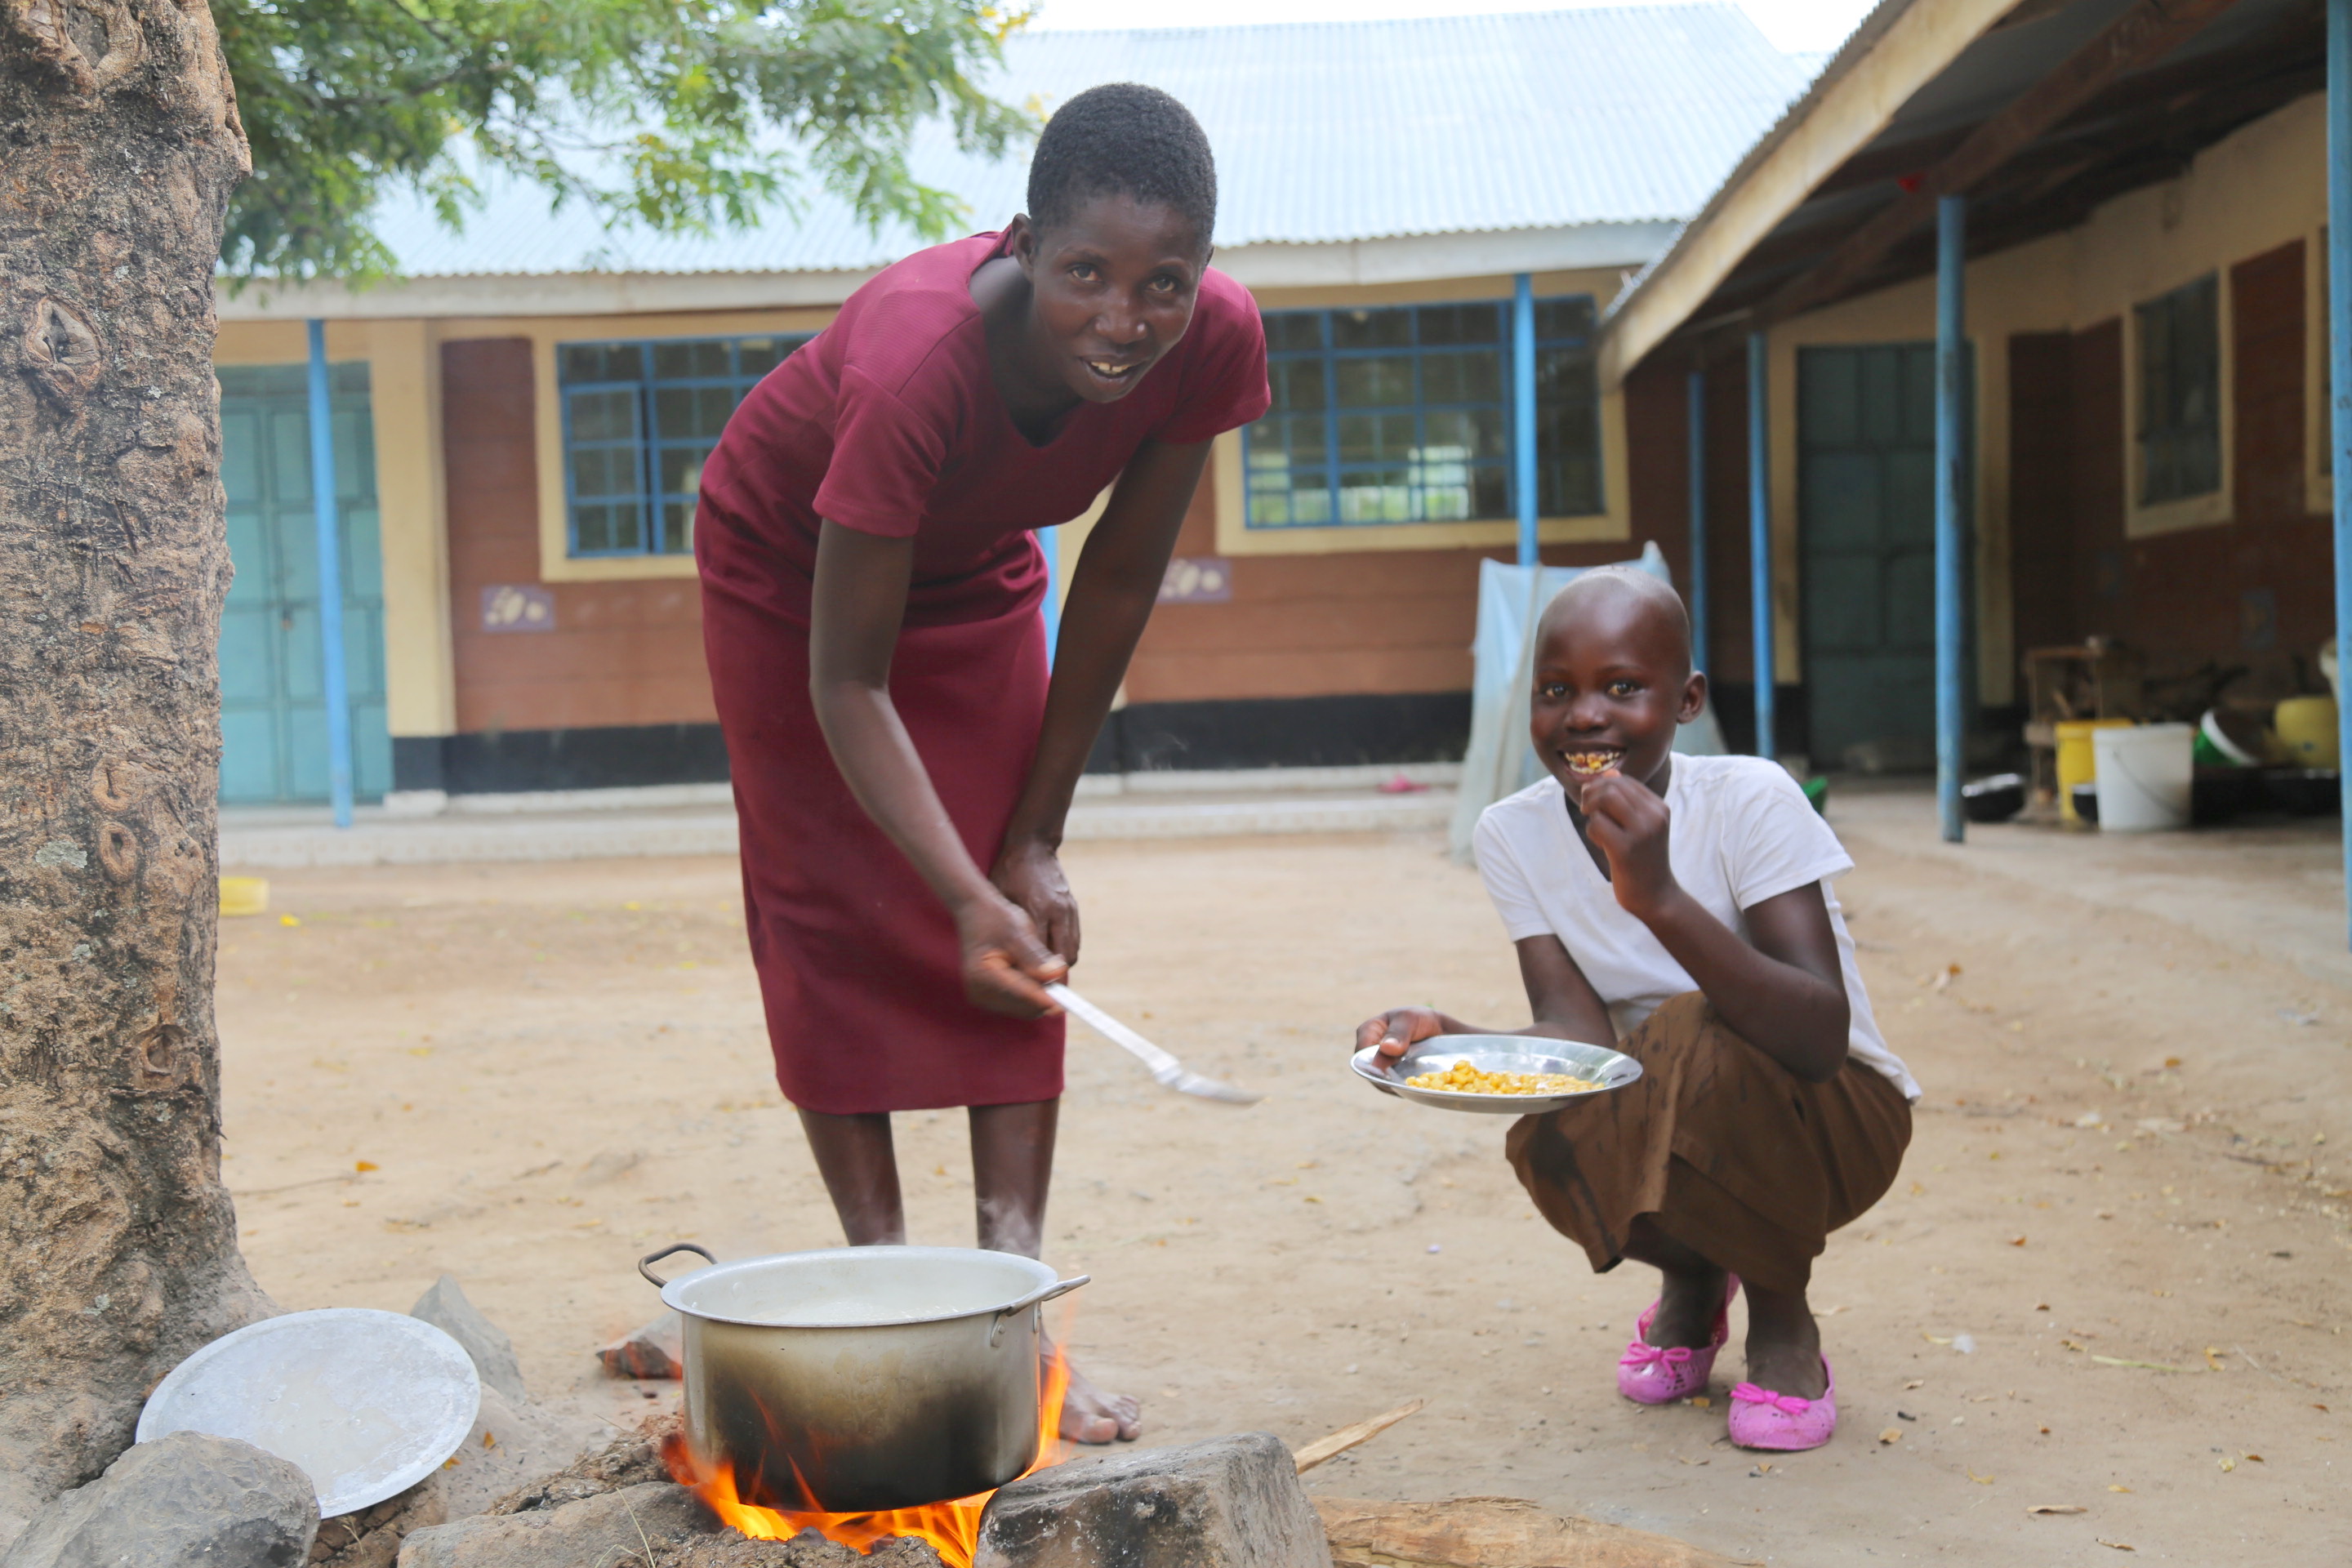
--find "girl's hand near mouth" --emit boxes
[1579,768,1684,923]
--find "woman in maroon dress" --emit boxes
[695,85,1267,1444]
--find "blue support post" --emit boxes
[1936,195,1968,844]
[1687,368,1708,675]
[1513,274,1539,567]
[1747,331,1774,761]
[1037,527,1061,670]
[305,320,354,830]
[2330,0,2352,947]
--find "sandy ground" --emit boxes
[216,791,2351,1565]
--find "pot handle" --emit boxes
[638,1241,717,1289]
[988,1275,1089,1347]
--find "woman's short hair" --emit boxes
[1027,82,1216,251]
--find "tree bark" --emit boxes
[0,0,265,1543]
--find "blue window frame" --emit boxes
[1242,296,1600,528]
[558,332,811,556]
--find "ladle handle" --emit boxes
[989,1275,1089,1347]
[638,1241,716,1289]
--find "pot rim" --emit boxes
[654,1243,1067,1330]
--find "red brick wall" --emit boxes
[440,338,714,735]
[2007,330,2076,657]
[439,335,1689,729]
[2020,240,2333,694]
[1621,350,1757,683]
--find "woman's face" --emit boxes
[1012,194,1207,403]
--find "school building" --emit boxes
[1602,0,2341,778]
[208,7,1811,805]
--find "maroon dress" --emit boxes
[696,231,1269,1115]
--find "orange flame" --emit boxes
[663,1351,1070,1567]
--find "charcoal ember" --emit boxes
[308,1477,448,1568]
[410,1276,530,1405]
[598,1312,684,1379]
[394,1482,716,1568]
[0,1432,318,1568]
[488,1412,680,1515]
[974,1432,1330,1568]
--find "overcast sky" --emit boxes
[1025,0,1878,55]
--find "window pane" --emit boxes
[574,501,646,555]
[560,343,641,385]
[1535,297,1596,341]
[658,444,710,498]
[1337,412,1415,463]
[1267,358,1327,413]
[1417,303,1500,346]
[661,500,694,555]
[653,340,731,381]
[570,445,637,501]
[1422,348,1502,405]
[656,385,738,442]
[1241,294,1599,532]
[1471,465,1510,519]
[1339,469,1414,522]
[568,388,639,443]
[1262,313,1322,354]
[1333,308,1411,350]
[1334,355,1413,408]
[2136,274,2220,505]
[739,336,804,378]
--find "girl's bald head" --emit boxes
[1535,568,1693,678]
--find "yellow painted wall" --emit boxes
[1761,91,2327,707]
[212,265,1648,738]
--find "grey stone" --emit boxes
[394,1482,716,1568]
[410,1276,529,1405]
[435,1387,608,1522]
[974,1433,1331,1568]
[595,1313,683,1380]
[0,1431,319,1568]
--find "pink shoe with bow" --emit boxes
[1616,1274,1740,1405]
[1727,1358,1838,1450]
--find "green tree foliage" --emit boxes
[212,0,1036,282]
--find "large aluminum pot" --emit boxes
[639,1243,1086,1513]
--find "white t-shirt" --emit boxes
[1472,755,1919,1100]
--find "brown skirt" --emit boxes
[1503,992,1912,1296]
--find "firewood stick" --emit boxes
[1292,1398,1426,1473]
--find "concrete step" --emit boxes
[217,771,1457,868]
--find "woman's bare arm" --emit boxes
[992,438,1213,962]
[1353,934,1619,1066]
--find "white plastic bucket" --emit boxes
[2091,723,2193,832]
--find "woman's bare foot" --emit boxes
[1055,1357,1141,1445]
[1740,1281,1825,1398]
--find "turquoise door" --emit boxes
[1797,343,1968,773]
[217,364,392,804]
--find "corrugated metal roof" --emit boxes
[368,6,1806,278]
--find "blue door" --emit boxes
[217,364,392,804]
[1797,343,1969,773]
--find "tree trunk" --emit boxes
[0,0,265,1543]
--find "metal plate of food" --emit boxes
[1350,1034,1642,1114]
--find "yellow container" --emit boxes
[218,875,270,918]
[2274,696,2339,767]
[2056,719,2135,822]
